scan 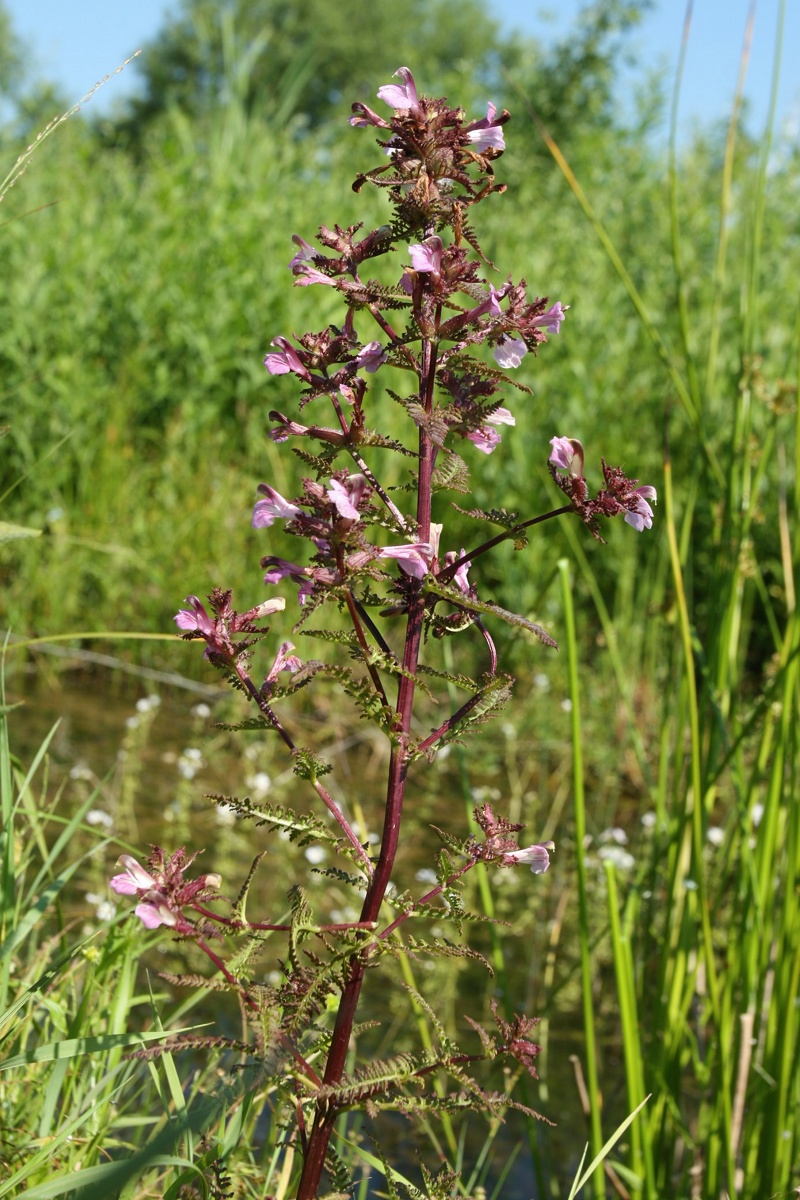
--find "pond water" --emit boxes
[8,656,638,1197]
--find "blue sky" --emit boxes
[4,1,798,140]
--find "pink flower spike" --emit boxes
[624,486,657,532]
[494,337,527,369]
[377,541,434,580]
[377,66,418,111]
[174,596,215,636]
[549,436,584,479]
[355,341,387,373]
[506,842,554,875]
[409,237,443,275]
[252,485,302,529]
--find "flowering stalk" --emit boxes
[112,66,656,1199]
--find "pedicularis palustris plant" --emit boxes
[111,67,655,1198]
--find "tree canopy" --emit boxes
[111,0,653,147]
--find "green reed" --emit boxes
[539,2,799,1194]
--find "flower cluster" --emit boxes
[548,435,657,540]
[174,589,285,664]
[109,848,222,931]
[470,802,553,874]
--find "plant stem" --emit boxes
[294,298,439,1200]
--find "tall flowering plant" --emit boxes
[112,67,654,1197]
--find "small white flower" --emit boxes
[599,827,628,846]
[751,803,764,828]
[640,811,657,829]
[415,868,438,885]
[561,698,573,712]
[192,702,212,719]
[706,826,725,847]
[249,771,271,798]
[598,845,635,871]
[86,809,113,829]
[304,845,327,865]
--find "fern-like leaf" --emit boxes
[423,579,557,648]
[205,794,337,848]
[291,748,334,783]
[232,852,267,923]
[300,628,359,646]
[430,451,470,494]
[125,1034,252,1061]
[291,445,340,472]
[315,1051,433,1111]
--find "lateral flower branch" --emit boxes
[110,66,655,1198]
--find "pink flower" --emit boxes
[327,474,368,521]
[486,407,515,428]
[465,102,505,153]
[409,236,443,276]
[624,486,657,532]
[287,234,317,270]
[549,436,584,478]
[442,549,472,595]
[292,264,337,287]
[174,596,215,637]
[355,341,387,373]
[263,640,303,691]
[109,854,158,895]
[505,842,554,875]
[252,484,302,528]
[494,336,527,369]
[264,336,312,381]
[377,541,434,580]
[376,66,418,112]
[451,284,506,330]
[533,302,568,334]
[467,426,502,455]
[261,557,315,605]
[135,900,178,930]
